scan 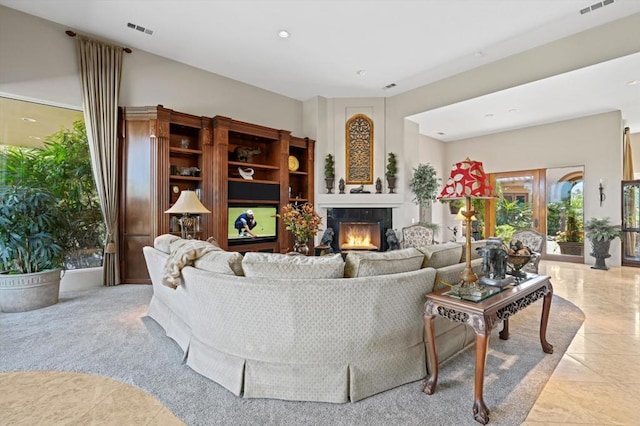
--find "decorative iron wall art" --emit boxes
[345,114,373,184]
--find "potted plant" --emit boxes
[324,154,335,194]
[0,185,71,312]
[556,208,584,256]
[409,163,441,208]
[385,152,398,193]
[584,217,622,270]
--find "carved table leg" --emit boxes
[540,285,554,354]
[473,331,490,424]
[422,314,438,395]
[499,318,509,340]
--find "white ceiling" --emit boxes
[2,0,639,141]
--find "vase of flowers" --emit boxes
[278,203,323,254]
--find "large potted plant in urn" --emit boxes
[584,217,622,270]
[0,185,71,312]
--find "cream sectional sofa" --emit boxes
[143,236,484,403]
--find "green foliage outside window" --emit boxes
[1,120,104,269]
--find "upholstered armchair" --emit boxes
[512,229,545,274]
[402,224,435,248]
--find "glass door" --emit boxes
[622,180,640,267]
[487,170,543,241]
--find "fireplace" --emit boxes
[326,208,392,253]
[339,222,381,251]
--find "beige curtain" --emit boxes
[76,36,123,286]
[624,127,634,180]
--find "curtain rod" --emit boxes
[65,30,132,54]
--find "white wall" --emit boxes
[0,6,303,134]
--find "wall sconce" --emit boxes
[599,179,606,206]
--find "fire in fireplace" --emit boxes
[326,208,392,253]
[339,222,381,251]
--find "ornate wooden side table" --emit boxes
[423,275,554,424]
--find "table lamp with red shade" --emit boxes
[438,158,497,297]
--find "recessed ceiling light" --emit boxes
[382,83,397,90]
[508,108,518,113]
[437,132,446,136]
[356,69,366,76]
[628,80,640,86]
[474,51,485,57]
[278,30,290,38]
[28,136,42,140]
[484,113,494,118]
[21,117,36,123]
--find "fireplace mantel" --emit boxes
[316,193,403,209]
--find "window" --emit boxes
[0,97,104,269]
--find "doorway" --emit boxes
[486,167,584,263]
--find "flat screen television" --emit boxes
[228,205,278,245]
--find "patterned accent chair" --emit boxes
[402,224,435,248]
[512,229,545,274]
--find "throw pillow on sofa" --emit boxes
[415,242,462,269]
[242,252,345,279]
[344,248,424,278]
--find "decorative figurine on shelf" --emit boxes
[320,228,335,254]
[350,183,371,194]
[238,167,254,180]
[386,229,400,251]
[338,178,346,194]
[375,178,382,194]
[234,146,261,162]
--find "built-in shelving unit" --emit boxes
[119,108,314,282]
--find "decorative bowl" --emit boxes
[507,254,532,278]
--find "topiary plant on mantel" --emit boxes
[324,154,335,194]
[386,152,398,193]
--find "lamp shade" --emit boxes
[438,158,497,200]
[165,190,211,214]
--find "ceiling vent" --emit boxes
[580,0,614,15]
[127,22,154,35]
[383,83,397,90]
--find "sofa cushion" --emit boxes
[416,242,463,269]
[344,248,424,278]
[194,250,244,276]
[154,234,181,254]
[241,252,344,279]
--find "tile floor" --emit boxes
[524,260,640,425]
[2,260,638,425]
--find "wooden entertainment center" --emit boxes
[119,106,314,283]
